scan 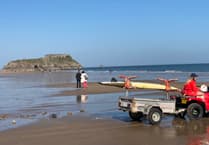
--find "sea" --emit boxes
[1,63,209,131]
[85,63,209,82]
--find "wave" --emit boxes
[84,63,209,73]
[164,70,183,73]
[86,70,185,74]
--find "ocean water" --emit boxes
[85,63,209,82]
[85,63,209,72]
[1,63,209,131]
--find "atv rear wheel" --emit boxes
[187,103,204,120]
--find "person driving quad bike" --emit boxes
[182,73,205,96]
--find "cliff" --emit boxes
[2,54,82,72]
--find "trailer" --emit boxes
[118,96,187,124]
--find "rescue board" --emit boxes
[99,81,179,91]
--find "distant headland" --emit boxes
[1,54,82,73]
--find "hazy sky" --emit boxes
[0,0,209,68]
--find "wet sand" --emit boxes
[0,115,187,145]
[48,82,127,96]
[2,113,209,145]
[1,82,209,145]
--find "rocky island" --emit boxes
[2,54,82,72]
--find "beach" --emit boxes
[1,0,209,144]
[1,72,209,145]
[0,83,209,145]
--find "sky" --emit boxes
[0,0,209,68]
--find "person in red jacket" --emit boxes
[182,73,203,96]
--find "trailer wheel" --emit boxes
[148,108,162,125]
[187,103,204,120]
[129,111,143,121]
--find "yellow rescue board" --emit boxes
[131,82,178,90]
[99,81,178,90]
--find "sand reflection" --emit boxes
[76,95,88,104]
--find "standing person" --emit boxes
[81,70,88,88]
[182,73,203,96]
[75,69,81,88]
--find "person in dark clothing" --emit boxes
[76,69,81,88]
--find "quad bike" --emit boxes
[118,76,209,125]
